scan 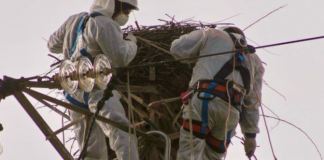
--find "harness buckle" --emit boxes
[196,80,224,101]
[197,89,216,101]
[180,89,195,105]
[196,79,245,111]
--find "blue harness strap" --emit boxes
[70,12,103,61]
[219,130,232,150]
[201,82,217,134]
[236,52,244,61]
[83,92,89,105]
[65,12,103,110]
[70,16,86,57]
[80,48,94,62]
[89,12,103,17]
[64,92,90,110]
[69,16,94,62]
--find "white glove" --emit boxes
[125,32,137,43]
[244,137,256,158]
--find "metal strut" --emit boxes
[22,88,165,146]
[13,91,74,160]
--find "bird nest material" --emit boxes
[114,22,218,160]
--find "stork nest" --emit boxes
[114,22,218,160]
[118,22,218,96]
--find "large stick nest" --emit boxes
[114,22,218,160]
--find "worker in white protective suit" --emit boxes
[47,0,139,160]
[170,26,264,160]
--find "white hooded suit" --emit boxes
[170,28,264,160]
[48,0,139,159]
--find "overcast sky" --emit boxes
[1,0,324,160]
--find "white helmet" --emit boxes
[90,0,138,18]
[219,26,247,49]
[119,0,138,10]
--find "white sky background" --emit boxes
[0,0,324,159]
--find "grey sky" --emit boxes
[0,0,324,159]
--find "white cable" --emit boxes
[127,71,140,160]
[223,80,232,160]
[223,55,236,159]
[188,98,194,160]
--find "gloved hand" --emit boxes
[244,137,256,158]
[125,32,137,43]
[247,45,256,54]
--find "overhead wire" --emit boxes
[113,35,324,72]
[246,37,279,56]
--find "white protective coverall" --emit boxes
[170,28,264,160]
[48,0,139,160]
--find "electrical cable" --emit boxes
[188,98,194,160]
[113,35,324,72]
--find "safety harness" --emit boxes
[181,30,252,153]
[181,79,243,153]
[181,118,232,153]
[64,12,103,110]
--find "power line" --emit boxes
[115,35,324,72]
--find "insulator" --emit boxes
[77,57,95,92]
[58,60,78,94]
[93,54,112,90]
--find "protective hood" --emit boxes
[90,0,138,18]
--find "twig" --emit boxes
[136,36,172,55]
[262,115,323,160]
[165,14,178,23]
[62,109,66,146]
[263,80,286,100]
[215,13,241,23]
[243,4,288,31]
[48,54,61,62]
[262,103,281,131]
